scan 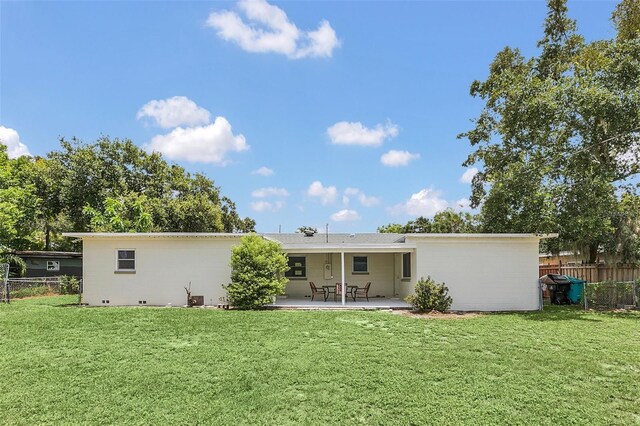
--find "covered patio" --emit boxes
[264,233,416,307]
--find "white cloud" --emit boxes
[380,150,420,167]
[251,187,289,198]
[391,188,449,217]
[251,166,274,176]
[307,181,337,205]
[145,117,248,164]
[455,198,472,211]
[343,187,380,207]
[250,200,284,212]
[137,96,211,129]
[251,185,288,211]
[0,126,31,158]
[207,0,340,59]
[460,167,479,184]
[331,209,360,222]
[359,194,380,207]
[327,121,398,146]
[295,20,339,58]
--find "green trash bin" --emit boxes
[566,276,585,304]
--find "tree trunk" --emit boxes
[588,244,599,264]
[45,223,51,251]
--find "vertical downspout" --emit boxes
[393,253,397,297]
[538,279,543,311]
[341,251,346,306]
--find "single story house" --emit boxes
[15,250,83,278]
[64,232,554,311]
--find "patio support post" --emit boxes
[341,251,346,306]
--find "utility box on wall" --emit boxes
[324,263,332,280]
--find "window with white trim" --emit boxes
[352,256,368,273]
[285,256,306,278]
[116,249,136,271]
[47,261,60,271]
[402,253,411,279]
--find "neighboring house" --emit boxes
[15,251,83,278]
[63,232,554,311]
[539,250,605,266]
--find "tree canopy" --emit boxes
[378,209,479,234]
[459,0,640,262]
[0,137,255,254]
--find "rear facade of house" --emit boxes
[64,232,548,311]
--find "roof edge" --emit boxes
[63,232,559,240]
[63,232,245,239]
[405,233,558,239]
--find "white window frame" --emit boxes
[402,253,411,279]
[115,249,136,272]
[46,260,60,272]
[352,255,368,274]
[285,255,306,279]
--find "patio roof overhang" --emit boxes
[278,243,416,254]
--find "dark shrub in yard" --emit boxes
[405,276,452,312]
[224,234,289,310]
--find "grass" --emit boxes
[1,297,639,425]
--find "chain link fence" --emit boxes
[1,276,82,302]
[584,281,639,310]
[0,263,8,303]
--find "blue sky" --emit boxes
[0,0,618,233]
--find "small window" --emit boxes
[353,256,368,273]
[402,253,411,279]
[285,256,306,278]
[116,250,136,271]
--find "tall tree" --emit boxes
[46,137,255,239]
[0,145,39,250]
[378,209,479,234]
[83,195,154,233]
[460,0,640,262]
[0,136,255,252]
[612,0,640,42]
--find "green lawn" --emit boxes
[1,297,639,425]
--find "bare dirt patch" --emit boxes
[392,310,482,320]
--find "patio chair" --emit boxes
[353,282,371,302]
[309,282,327,301]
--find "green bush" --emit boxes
[224,234,289,310]
[59,275,80,294]
[0,250,26,277]
[405,276,452,312]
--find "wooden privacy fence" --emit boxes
[539,264,640,283]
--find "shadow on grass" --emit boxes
[517,305,640,322]
[5,295,81,308]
